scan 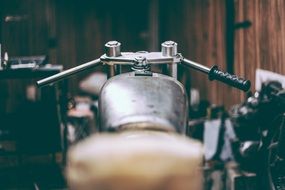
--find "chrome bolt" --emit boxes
[105,41,121,57]
[161,41,177,57]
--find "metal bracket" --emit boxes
[100,52,181,66]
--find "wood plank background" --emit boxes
[160,0,237,107]
[1,0,285,108]
[234,0,285,103]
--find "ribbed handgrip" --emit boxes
[208,65,251,91]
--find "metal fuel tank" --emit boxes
[99,72,188,133]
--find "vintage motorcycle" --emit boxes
[37,41,250,190]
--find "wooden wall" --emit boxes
[161,0,285,107]
[1,0,152,94]
[160,0,231,106]
[1,0,285,107]
[234,0,285,102]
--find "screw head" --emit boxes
[135,56,145,61]
[105,41,119,47]
[163,41,176,47]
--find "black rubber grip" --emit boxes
[208,65,251,91]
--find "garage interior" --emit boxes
[0,0,285,190]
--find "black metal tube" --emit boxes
[37,58,101,87]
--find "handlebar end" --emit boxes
[209,65,251,92]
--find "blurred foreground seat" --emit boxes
[66,131,203,190]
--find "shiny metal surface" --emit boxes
[99,72,188,133]
[161,41,177,57]
[162,41,178,79]
[105,41,121,57]
[181,57,210,74]
[105,41,122,78]
[100,52,178,65]
[37,58,101,87]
